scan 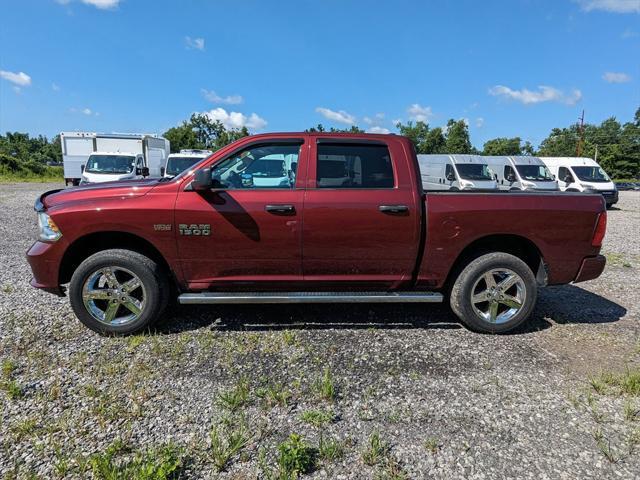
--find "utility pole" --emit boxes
[576,110,585,157]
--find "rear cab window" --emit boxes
[316,143,394,188]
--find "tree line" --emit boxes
[1,108,638,180]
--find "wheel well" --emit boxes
[59,232,175,286]
[444,234,547,290]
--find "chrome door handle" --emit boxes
[265,204,295,215]
[379,205,409,214]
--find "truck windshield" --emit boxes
[572,166,610,183]
[166,156,201,176]
[455,164,493,181]
[85,155,135,174]
[515,165,553,181]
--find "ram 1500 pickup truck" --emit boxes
[27,133,607,335]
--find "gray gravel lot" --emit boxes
[1,183,639,479]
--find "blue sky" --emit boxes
[1,0,638,148]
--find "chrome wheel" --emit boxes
[82,266,146,326]
[470,268,526,324]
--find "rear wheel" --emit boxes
[69,249,169,335]
[450,252,537,333]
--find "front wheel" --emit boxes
[69,249,169,335]
[450,252,537,333]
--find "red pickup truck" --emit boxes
[27,133,607,335]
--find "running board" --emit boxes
[178,291,443,305]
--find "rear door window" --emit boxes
[316,144,394,188]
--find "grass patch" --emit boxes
[256,382,291,408]
[217,379,250,412]
[317,433,345,462]
[424,437,440,454]
[589,367,640,396]
[362,431,388,466]
[276,434,316,478]
[299,408,335,427]
[313,368,336,402]
[88,440,184,479]
[210,421,250,472]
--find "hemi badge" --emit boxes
[153,224,172,231]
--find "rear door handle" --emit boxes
[265,204,296,215]
[379,204,409,214]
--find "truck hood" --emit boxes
[38,179,160,210]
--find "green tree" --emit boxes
[482,137,533,156]
[444,119,474,154]
[163,113,249,153]
[306,123,364,133]
[396,121,430,153]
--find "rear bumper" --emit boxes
[26,240,66,296]
[573,255,606,283]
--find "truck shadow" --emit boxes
[156,284,626,335]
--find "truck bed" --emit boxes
[416,191,605,288]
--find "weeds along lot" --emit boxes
[0,183,639,479]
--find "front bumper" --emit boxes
[601,189,618,205]
[573,255,606,283]
[26,240,66,296]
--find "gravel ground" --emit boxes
[1,183,639,479]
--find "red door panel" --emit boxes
[302,136,421,289]
[174,190,304,290]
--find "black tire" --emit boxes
[69,249,169,335]
[449,252,537,333]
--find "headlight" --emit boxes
[37,212,62,242]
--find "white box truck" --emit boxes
[60,132,170,185]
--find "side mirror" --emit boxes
[191,167,213,191]
[564,175,572,184]
[81,164,85,173]
[160,167,165,177]
[446,172,456,182]
[136,166,150,177]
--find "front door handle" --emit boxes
[379,204,409,214]
[265,204,296,215]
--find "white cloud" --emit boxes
[56,0,121,9]
[366,126,390,134]
[574,0,640,13]
[622,28,639,37]
[315,107,356,125]
[407,103,433,122]
[488,85,582,105]
[201,89,243,105]
[185,36,205,51]
[603,71,631,83]
[13,86,22,95]
[392,118,402,126]
[52,83,60,91]
[82,108,93,115]
[82,0,120,9]
[0,70,32,87]
[70,107,98,116]
[204,107,267,130]
[363,116,373,125]
[475,117,485,128]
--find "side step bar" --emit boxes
[178,291,443,305]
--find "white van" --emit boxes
[485,156,558,191]
[80,152,148,184]
[539,157,618,207]
[418,155,498,190]
[163,149,212,178]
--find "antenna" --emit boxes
[576,110,585,157]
